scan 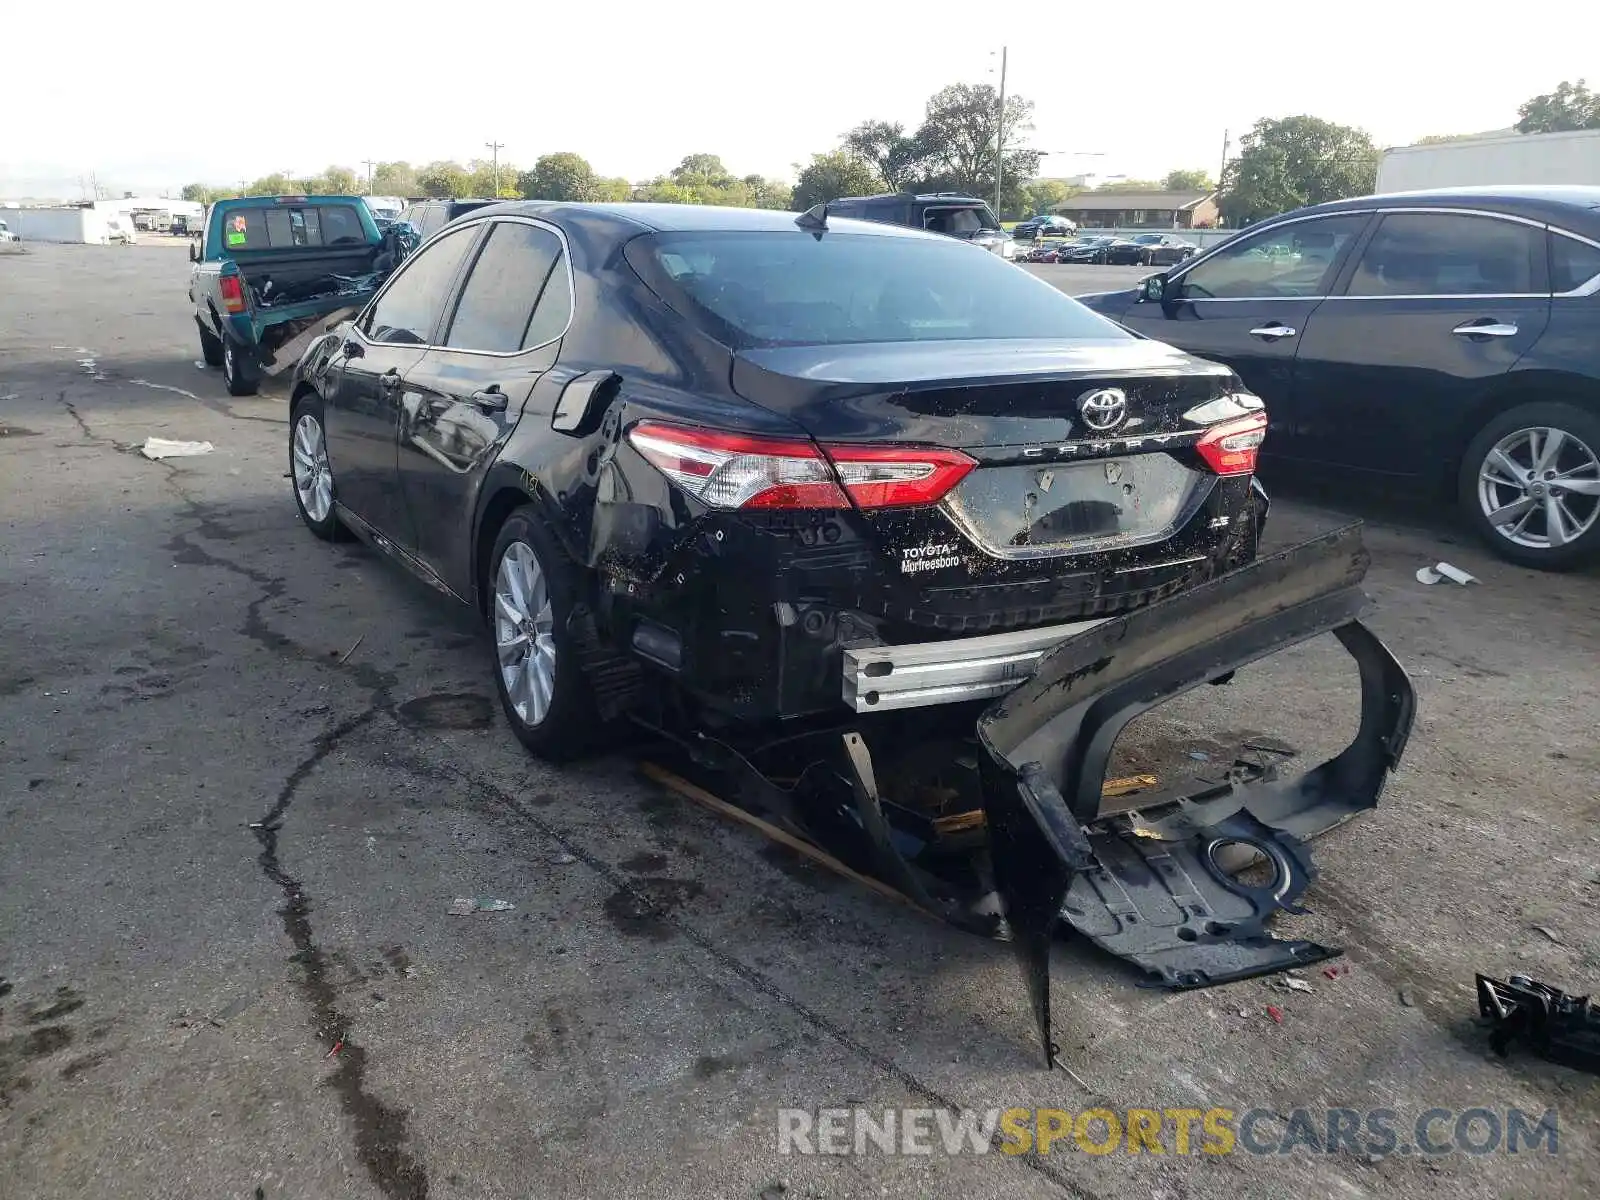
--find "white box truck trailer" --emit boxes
[1378,128,1600,193]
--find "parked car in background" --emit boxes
[1012,214,1078,241]
[823,192,1017,259]
[0,219,17,243]
[1059,235,1143,264]
[1128,233,1199,266]
[1078,186,1600,568]
[396,198,497,239]
[286,202,1269,755]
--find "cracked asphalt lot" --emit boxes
[3,243,1599,1200]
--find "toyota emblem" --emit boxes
[1077,387,1128,432]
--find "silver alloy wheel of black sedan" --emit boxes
[494,541,558,727]
[291,413,333,524]
[1477,425,1600,551]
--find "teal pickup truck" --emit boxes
[189,195,391,396]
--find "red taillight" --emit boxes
[219,275,247,314]
[825,443,976,508]
[1194,411,1267,476]
[625,422,976,511]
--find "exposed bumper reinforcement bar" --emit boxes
[842,618,1109,713]
[976,523,1416,1067]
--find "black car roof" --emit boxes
[1288,185,1600,232]
[460,200,947,241]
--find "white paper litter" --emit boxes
[1416,561,1476,586]
[141,437,214,460]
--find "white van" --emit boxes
[0,219,16,243]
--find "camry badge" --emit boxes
[1077,387,1128,433]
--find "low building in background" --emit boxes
[1052,190,1219,230]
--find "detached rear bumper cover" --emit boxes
[976,525,1416,1066]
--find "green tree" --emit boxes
[1516,79,1600,133]
[181,182,225,204]
[1218,115,1380,225]
[417,160,472,199]
[518,153,599,201]
[843,120,925,191]
[592,176,634,203]
[742,174,794,210]
[465,158,519,199]
[244,172,297,196]
[1096,177,1161,190]
[671,154,733,186]
[1162,168,1214,191]
[912,83,1039,200]
[1022,179,1079,216]
[370,161,418,196]
[791,151,883,210]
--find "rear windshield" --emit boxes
[626,230,1127,348]
[217,204,367,252]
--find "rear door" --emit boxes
[397,217,573,597]
[1117,212,1372,427]
[320,223,478,541]
[1285,209,1551,475]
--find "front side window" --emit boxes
[628,230,1126,348]
[1179,214,1368,299]
[364,225,476,345]
[1346,212,1543,296]
[445,222,570,353]
[1550,231,1600,293]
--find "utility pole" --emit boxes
[994,46,1008,212]
[1218,129,1231,189]
[362,159,377,195]
[485,140,505,197]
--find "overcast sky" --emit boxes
[4,0,1595,198]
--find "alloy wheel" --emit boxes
[291,413,334,523]
[494,541,557,726]
[1477,425,1600,550]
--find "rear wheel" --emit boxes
[222,337,259,396]
[487,507,599,762]
[198,321,224,367]
[1459,401,1600,570]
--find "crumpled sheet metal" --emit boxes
[976,524,1417,1066]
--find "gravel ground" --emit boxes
[2,242,1598,1200]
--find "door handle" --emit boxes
[379,369,401,391]
[470,387,508,413]
[1248,324,1298,341]
[1452,321,1519,338]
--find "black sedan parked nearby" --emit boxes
[1079,186,1600,568]
[1061,235,1147,265]
[288,203,1271,756]
[1128,232,1200,266]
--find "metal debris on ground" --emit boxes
[1415,561,1477,586]
[336,634,364,664]
[448,897,516,915]
[1277,977,1314,994]
[1477,973,1600,1074]
[1531,924,1563,945]
[140,437,214,460]
[552,852,577,865]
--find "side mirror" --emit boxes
[1139,273,1169,303]
[189,241,200,263]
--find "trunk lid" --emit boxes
[730,338,1241,558]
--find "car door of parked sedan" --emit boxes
[320,223,479,542]
[397,217,573,599]
[1116,213,1373,433]
[1282,209,1552,477]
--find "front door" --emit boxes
[397,218,574,597]
[321,222,480,545]
[1118,212,1373,442]
[1285,210,1552,477]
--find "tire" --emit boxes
[1458,400,1600,570]
[198,321,224,367]
[222,337,260,396]
[487,506,600,762]
[288,394,350,542]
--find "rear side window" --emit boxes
[445,222,571,353]
[1347,213,1543,296]
[1551,232,1600,292]
[364,225,476,345]
[628,230,1126,348]
[219,204,364,251]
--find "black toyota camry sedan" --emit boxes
[287,203,1270,757]
[1079,186,1600,569]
